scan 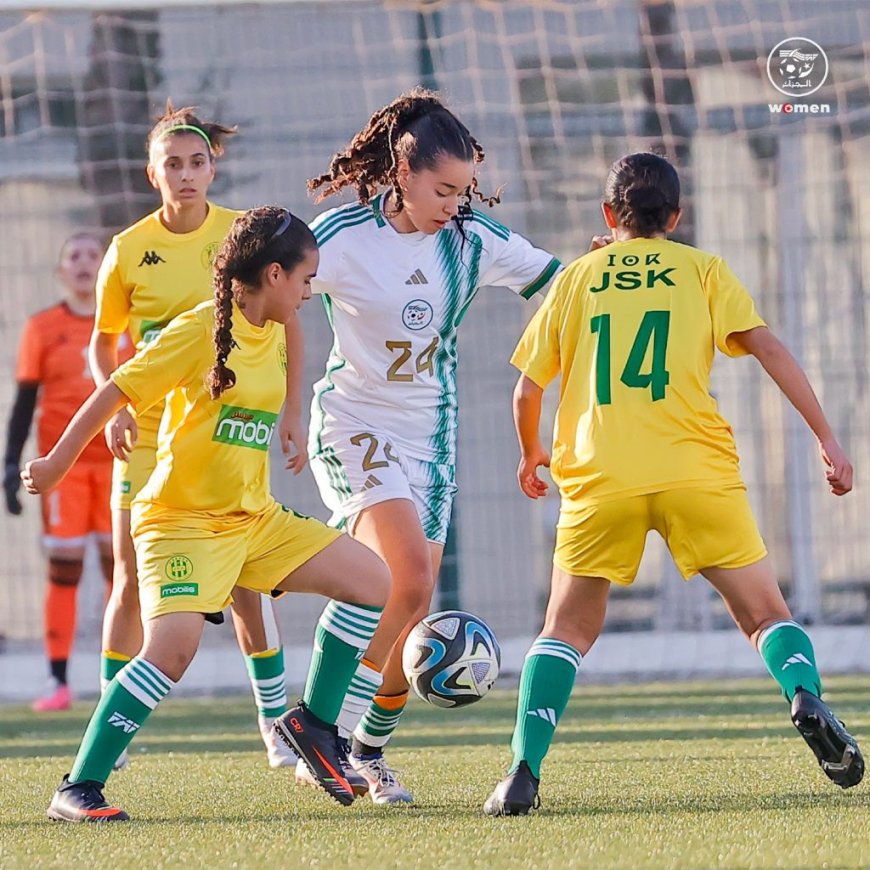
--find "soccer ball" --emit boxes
[402,610,500,708]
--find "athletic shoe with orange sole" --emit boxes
[47,775,129,822]
[295,737,368,797]
[274,703,355,806]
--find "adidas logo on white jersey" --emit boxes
[361,474,382,492]
[526,707,557,726]
[782,653,812,670]
[108,711,140,733]
[405,269,428,285]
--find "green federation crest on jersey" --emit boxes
[201,241,222,270]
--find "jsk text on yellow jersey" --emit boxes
[511,238,766,508]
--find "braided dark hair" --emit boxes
[207,206,316,399]
[308,87,499,216]
[604,152,680,237]
[146,99,236,161]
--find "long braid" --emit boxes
[207,266,237,399]
[307,87,498,209]
[206,207,316,400]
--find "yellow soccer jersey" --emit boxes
[111,301,287,519]
[511,238,766,507]
[95,203,240,432]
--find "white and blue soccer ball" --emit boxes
[402,610,500,708]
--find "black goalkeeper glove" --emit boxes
[3,462,22,515]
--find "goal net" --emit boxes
[0,1,867,659]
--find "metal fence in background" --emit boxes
[0,0,867,656]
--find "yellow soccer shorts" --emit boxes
[554,484,767,585]
[132,499,342,619]
[110,426,159,511]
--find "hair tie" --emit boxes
[268,210,292,242]
[156,124,212,149]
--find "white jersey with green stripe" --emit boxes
[308,194,560,465]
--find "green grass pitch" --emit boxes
[1,676,867,868]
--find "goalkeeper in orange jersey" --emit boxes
[485,152,863,816]
[4,233,130,711]
[23,207,390,821]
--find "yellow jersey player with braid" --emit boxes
[90,104,296,769]
[484,152,863,816]
[24,207,390,821]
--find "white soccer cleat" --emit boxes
[112,748,129,772]
[350,753,414,805]
[259,714,299,768]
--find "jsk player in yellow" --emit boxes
[90,104,295,768]
[485,152,863,816]
[24,207,390,821]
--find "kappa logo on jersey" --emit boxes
[108,711,140,734]
[402,299,434,330]
[138,250,166,266]
[405,269,428,286]
[782,653,813,670]
[212,405,278,451]
[526,707,557,726]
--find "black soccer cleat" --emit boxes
[47,775,129,823]
[791,690,864,789]
[274,703,355,806]
[484,761,541,816]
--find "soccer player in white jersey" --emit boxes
[298,88,562,803]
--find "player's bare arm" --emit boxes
[22,382,128,495]
[512,374,550,500]
[733,325,852,495]
[89,330,137,459]
[279,311,308,474]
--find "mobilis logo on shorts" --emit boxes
[212,405,278,451]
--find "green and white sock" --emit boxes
[100,650,131,692]
[303,601,382,725]
[757,619,822,700]
[244,647,288,718]
[70,657,174,785]
[510,637,582,778]
[353,692,407,751]
[336,659,383,738]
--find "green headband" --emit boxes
[156,124,212,149]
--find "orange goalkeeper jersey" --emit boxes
[16,302,131,464]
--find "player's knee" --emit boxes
[47,557,83,587]
[392,548,435,591]
[393,574,436,617]
[352,548,391,608]
[542,614,600,656]
[140,648,194,683]
[110,568,141,609]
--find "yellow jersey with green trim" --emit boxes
[111,301,287,520]
[95,203,240,434]
[511,238,766,507]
